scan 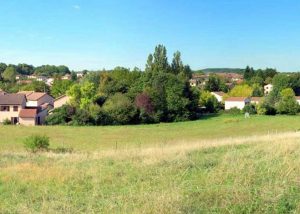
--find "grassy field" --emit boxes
[1,114,300,213]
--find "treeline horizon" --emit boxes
[0,61,294,78]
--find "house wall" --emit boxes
[225,101,245,110]
[54,96,70,109]
[37,109,48,125]
[264,84,273,95]
[0,102,26,123]
[19,117,36,126]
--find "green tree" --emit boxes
[103,93,138,125]
[20,80,50,93]
[276,88,299,115]
[16,63,34,75]
[51,79,73,98]
[229,84,253,97]
[199,91,219,113]
[171,51,184,75]
[2,66,17,82]
[0,63,7,80]
[244,66,255,81]
[204,75,227,92]
[67,84,82,106]
[252,83,264,97]
[146,45,169,73]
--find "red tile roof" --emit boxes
[18,91,48,101]
[19,109,37,118]
[0,94,26,105]
[27,92,47,101]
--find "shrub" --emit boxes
[2,118,12,125]
[225,107,242,115]
[103,93,138,125]
[23,135,50,153]
[243,104,257,114]
[257,98,277,115]
[199,91,219,113]
[46,105,75,125]
[276,88,299,115]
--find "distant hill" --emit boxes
[194,68,244,74]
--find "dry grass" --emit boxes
[1,131,300,213]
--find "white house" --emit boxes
[264,84,273,95]
[46,78,54,86]
[296,97,300,105]
[225,97,250,110]
[189,79,199,87]
[211,92,225,102]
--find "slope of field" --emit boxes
[1,115,300,213]
[1,114,300,152]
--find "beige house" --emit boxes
[0,94,27,124]
[211,91,225,102]
[54,95,70,109]
[225,97,250,110]
[18,91,54,108]
[0,92,54,126]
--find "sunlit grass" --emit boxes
[1,115,300,213]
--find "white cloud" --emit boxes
[72,5,80,10]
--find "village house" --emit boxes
[211,91,225,102]
[264,84,273,95]
[0,91,54,125]
[225,97,250,110]
[0,94,26,124]
[46,78,54,86]
[18,91,54,108]
[54,95,70,109]
[62,74,71,80]
[76,72,85,78]
[250,97,262,105]
[189,79,199,87]
[0,92,54,126]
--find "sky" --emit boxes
[0,0,300,71]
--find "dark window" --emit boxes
[0,106,10,112]
[13,106,18,112]
[11,117,18,125]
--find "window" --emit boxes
[13,106,18,112]
[11,117,18,125]
[0,106,10,112]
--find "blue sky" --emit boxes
[0,0,300,71]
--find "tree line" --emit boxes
[47,45,199,125]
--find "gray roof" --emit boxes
[0,94,26,105]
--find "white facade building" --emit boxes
[264,84,273,95]
[225,97,250,110]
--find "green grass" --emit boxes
[1,114,300,152]
[1,114,300,213]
